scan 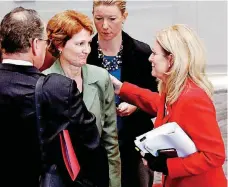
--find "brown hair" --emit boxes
[93,0,126,14]
[0,7,44,54]
[47,10,94,57]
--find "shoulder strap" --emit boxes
[35,76,46,169]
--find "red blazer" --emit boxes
[119,79,227,187]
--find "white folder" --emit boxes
[134,122,197,157]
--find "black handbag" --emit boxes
[35,76,65,187]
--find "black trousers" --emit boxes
[119,142,154,187]
[60,145,109,187]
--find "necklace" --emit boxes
[97,41,123,71]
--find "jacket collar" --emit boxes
[155,79,196,127]
[0,62,42,75]
[82,64,99,84]
[82,65,98,110]
[50,59,65,76]
[155,93,172,127]
[122,31,135,53]
[90,31,136,81]
[2,59,33,66]
[91,31,135,56]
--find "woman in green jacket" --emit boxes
[43,10,121,187]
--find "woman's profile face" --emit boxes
[93,5,126,41]
[149,40,171,81]
[59,29,92,67]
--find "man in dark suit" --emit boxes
[0,7,100,187]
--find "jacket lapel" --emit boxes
[155,93,172,127]
[82,65,98,110]
[50,59,66,76]
[88,34,102,67]
[121,31,135,82]
[162,105,172,124]
[88,31,136,83]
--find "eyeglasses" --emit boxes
[38,38,51,47]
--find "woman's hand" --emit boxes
[117,102,137,116]
[141,153,168,175]
[109,74,123,95]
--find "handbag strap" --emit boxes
[35,76,46,171]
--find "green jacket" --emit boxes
[43,59,121,187]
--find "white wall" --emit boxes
[0,1,227,75]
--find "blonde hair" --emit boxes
[156,24,213,104]
[93,0,126,14]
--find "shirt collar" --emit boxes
[2,59,33,66]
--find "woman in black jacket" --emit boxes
[87,1,158,187]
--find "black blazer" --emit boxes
[0,63,103,187]
[87,31,158,144]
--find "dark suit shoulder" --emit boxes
[42,73,76,102]
[43,73,74,88]
[132,38,152,55]
[122,31,151,56]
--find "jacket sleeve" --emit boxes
[102,73,121,187]
[67,79,100,149]
[119,82,160,116]
[167,96,225,179]
[42,74,100,150]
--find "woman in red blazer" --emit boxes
[110,24,227,187]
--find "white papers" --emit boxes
[134,122,197,157]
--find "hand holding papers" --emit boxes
[134,122,197,157]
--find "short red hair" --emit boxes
[47,10,94,57]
